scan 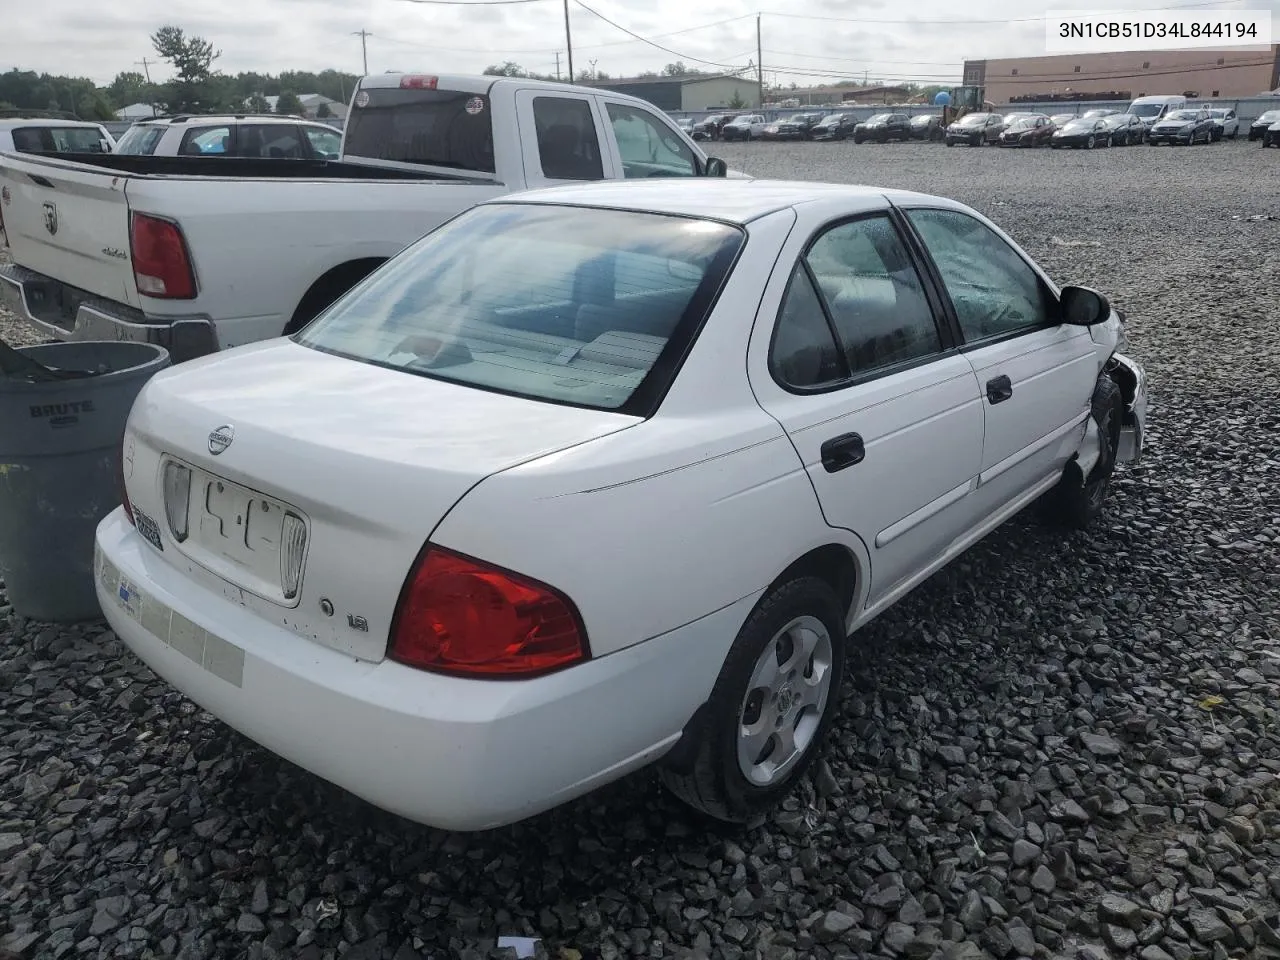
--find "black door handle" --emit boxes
[986,375,1013,404]
[821,432,865,473]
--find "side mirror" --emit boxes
[1060,285,1111,326]
[704,157,728,178]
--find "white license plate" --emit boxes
[189,469,292,593]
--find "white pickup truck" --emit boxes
[0,74,733,361]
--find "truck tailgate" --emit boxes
[0,154,138,308]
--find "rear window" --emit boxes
[343,87,495,173]
[11,126,110,154]
[115,125,164,155]
[295,203,744,414]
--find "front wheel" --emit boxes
[658,577,846,823]
[1042,376,1123,530]
[1086,135,1096,149]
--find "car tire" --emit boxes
[1086,135,1096,149]
[658,576,847,823]
[1043,375,1124,531]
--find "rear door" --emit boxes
[513,89,614,187]
[748,203,986,607]
[898,203,1099,514]
[0,154,138,309]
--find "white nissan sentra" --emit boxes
[96,179,1147,831]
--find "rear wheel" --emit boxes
[1042,376,1123,530]
[659,577,846,823]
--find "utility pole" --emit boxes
[589,58,598,80]
[134,58,153,83]
[756,14,764,109]
[563,0,575,82]
[353,30,371,75]
[555,52,561,81]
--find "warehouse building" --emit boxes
[581,74,760,111]
[965,46,1280,103]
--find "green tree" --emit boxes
[275,90,304,115]
[151,25,223,113]
[727,90,747,110]
[316,102,332,118]
[483,62,527,77]
[107,71,148,109]
[247,92,271,113]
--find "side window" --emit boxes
[236,124,304,159]
[180,126,232,155]
[532,96,603,180]
[806,217,942,373]
[906,208,1054,342]
[605,102,698,179]
[304,126,342,159]
[770,268,847,389]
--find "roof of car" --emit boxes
[488,179,935,225]
[129,115,329,127]
[0,119,107,130]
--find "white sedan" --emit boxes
[96,180,1148,831]
[1205,108,1239,141]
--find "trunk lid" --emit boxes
[123,340,639,661]
[0,154,138,310]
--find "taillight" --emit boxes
[162,461,191,542]
[129,212,197,299]
[389,547,588,678]
[118,435,135,527]
[399,75,438,90]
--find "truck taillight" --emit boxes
[130,212,197,299]
[389,547,588,679]
[399,75,438,89]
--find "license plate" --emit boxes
[187,468,294,595]
[133,507,164,552]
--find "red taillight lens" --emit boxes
[118,435,135,527]
[129,212,196,299]
[389,547,587,678]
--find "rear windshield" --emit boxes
[295,203,744,414]
[11,126,109,154]
[343,86,495,173]
[114,125,164,155]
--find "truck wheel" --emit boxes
[1042,376,1123,530]
[284,259,385,336]
[658,577,846,823]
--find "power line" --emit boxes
[570,0,747,71]
[759,0,1247,26]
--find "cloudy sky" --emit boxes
[4,0,1277,88]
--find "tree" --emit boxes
[727,90,747,110]
[151,25,222,113]
[107,71,149,109]
[483,62,527,78]
[276,90,304,115]
[316,102,332,119]
[246,92,271,113]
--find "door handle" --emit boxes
[986,375,1013,404]
[821,432,865,473]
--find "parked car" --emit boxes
[998,115,1056,147]
[0,74,734,362]
[1050,113,1077,127]
[1247,110,1280,141]
[1051,117,1110,149]
[1100,112,1146,145]
[1203,108,1238,141]
[1147,108,1215,145]
[0,117,115,155]
[675,117,695,135]
[944,112,1005,146]
[1080,109,1117,120]
[114,115,343,159]
[854,113,912,143]
[775,112,824,140]
[909,114,943,141]
[95,178,1147,831]
[1126,94,1188,138]
[692,114,732,141]
[1264,121,1280,148]
[810,113,858,141]
[722,114,767,141]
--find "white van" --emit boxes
[1126,94,1187,134]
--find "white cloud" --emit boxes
[2,0,1275,88]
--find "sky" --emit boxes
[2,0,1277,89]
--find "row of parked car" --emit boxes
[677,105,1280,150]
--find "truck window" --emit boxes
[180,126,233,155]
[304,126,342,159]
[11,127,110,154]
[236,124,304,159]
[344,87,495,174]
[115,125,164,155]
[605,103,698,179]
[532,97,603,180]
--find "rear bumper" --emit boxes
[0,262,217,362]
[94,509,750,831]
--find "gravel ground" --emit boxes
[2,140,1279,960]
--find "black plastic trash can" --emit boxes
[0,341,170,622]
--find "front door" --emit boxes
[748,208,986,607]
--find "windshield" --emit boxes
[343,86,495,173]
[10,125,109,153]
[730,115,754,123]
[1129,103,1165,118]
[867,114,891,123]
[1082,109,1112,119]
[957,113,988,126]
[1261,111,1280,123]
[1007,118,1036,130]
[114,125,164,155]
[295,203,745,413]
[1205,110,1227,118]
[1164,110,1198,121]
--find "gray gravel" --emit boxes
[3,139,1280,960]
